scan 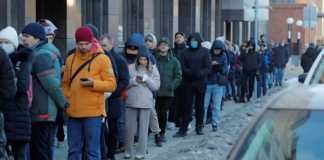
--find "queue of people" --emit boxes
[0,20,316,160]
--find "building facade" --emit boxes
[0,0,224,55]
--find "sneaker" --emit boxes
[212,125,218,132]
[135,155,145,160]
[160,134,167,143]
[196,128,204,135]
[167,122,176,130]
[173,131,187,138]
[124,153,131,159]
[188,123,192,130]
[154,134,163,147]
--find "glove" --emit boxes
[120,90,128,101]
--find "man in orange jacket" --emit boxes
[62,26,116,160]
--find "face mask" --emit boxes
[0,43,15,55]
[126,54,138,61]
[190,41,198,49]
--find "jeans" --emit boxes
[30,122,55,160]
[68,117,102,160]
[203,84,223,126]
[274,67,285,86]
[257,74,267,98]
[117,106,125,144]
[267,73,274,88]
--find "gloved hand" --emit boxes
[120,90,128,101]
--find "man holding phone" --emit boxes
[62,26,116,160]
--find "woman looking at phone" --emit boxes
[124,51,160,159]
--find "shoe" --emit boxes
[135,155,145,160]
[167,122,176,130]
[212,125,218,132]
[116,144,126,153]
[196,128,204,135]
[124,153,131,159]
[160,134,167,143]
[238,98,245,103]
[154,134,163,147]
[173,131,187,138]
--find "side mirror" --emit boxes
[298,73,307,83]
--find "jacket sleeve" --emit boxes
[111,55,130,97]
[62,56,71,100]
[92,55,117,92]
[199,52,212,77]
[172,59,182,89]
[33,53,68,109]
[145,66,160,92]
[0,51,16,109]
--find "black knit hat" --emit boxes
[22,23,46,40]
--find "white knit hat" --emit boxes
[0,26,19,48]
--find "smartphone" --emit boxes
[80,78,89,82]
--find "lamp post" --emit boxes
[287,17,294,56]
[296,20,303,56]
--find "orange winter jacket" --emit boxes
[62,48,116,118]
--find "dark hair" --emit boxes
[100,34,113,42]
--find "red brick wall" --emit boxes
[269,4,306,45]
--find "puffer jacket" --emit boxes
[207,40,228,85]
[0,48,16,110]
[4,46,32,141]
[126,54,160,109]
[155,50,182,97]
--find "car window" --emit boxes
[233,109,324,160]
[310,57,324,84]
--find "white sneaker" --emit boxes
[188,123,192,129]
[124,153,131,159]
[167,122,176,130]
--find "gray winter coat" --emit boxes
[126,64,160,109]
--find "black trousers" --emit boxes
[179,84,206,133]
[30,122,55,160]
[156,97,173,135]
[56,109,65,142]
[106,117,118,159]
[7,141,27,160]
[241,70,256,100]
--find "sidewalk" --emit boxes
[55,58,303,160]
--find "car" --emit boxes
[227,50,324,160]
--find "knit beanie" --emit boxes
[75,26,93,43]
[0,26,19,48]
[85,24,99,39]
[22,23,46,40]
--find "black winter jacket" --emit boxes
[0,48,16,111]
[3,46,33,141]
[181,33,211,84]
[301,47,319,73]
